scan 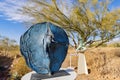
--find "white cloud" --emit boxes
[0,0,75,23]
[0,0,34,23]
[112,37,120,42]
[107,37,120,44]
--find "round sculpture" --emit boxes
[20,22,69,75]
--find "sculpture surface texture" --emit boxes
[20,22,69,75]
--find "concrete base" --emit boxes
[21,68,77,80]
[77,53,88,74]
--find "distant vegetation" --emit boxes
[0,35,19,57]
[0,35,30,80]
[89,42,120,47]
[107,43,120,47]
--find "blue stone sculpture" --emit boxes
[20,22,69,75]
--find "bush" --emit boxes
[10,57,31,80]
[89,42,107,47]
[108,43,120,47]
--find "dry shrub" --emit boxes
[108,43,120,47]
[10,57,31,80]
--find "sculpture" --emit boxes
[20,22,69,75]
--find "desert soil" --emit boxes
[62,47,120,80]
[0,47,120,80]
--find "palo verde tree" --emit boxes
[21,0,120,52]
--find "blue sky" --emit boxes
[0,19,27,44]
[0,0,120,44]
[111,0,120,7]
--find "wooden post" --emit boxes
[69,53,78,68]
[69,55,72,68]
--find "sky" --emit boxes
[0,19,27,44]
[0,0,120,44]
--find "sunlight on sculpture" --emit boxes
[20,22,69,75]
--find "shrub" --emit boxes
[10,57,31,80]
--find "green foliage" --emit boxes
[21,0,120,49]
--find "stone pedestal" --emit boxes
[21,68,77,80]
[77,53,88,74]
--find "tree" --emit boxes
[21,0,120,51]
[0,36,17,55]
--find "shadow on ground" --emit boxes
[0,55,13,80]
